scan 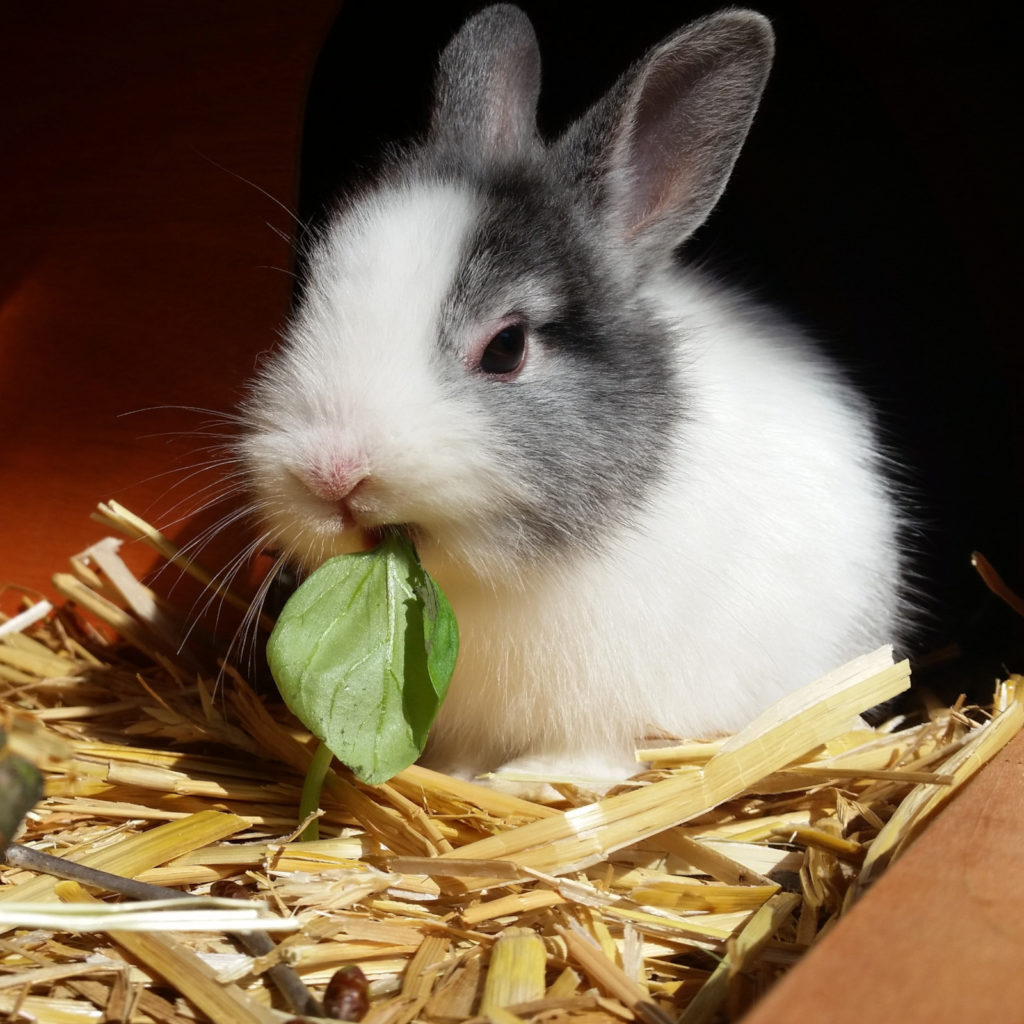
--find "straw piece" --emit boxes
[0,896,297,933]
[102,759,299,803]
[51,573,161,656]
[856,697,1024,890]
[296,913,427,947]
[768,826,865,863]
[492,995,635,1024]
[677,893,800,1024]
[93,500,266,625]
[441,651,908,876]
[644,831,775,887]
[462,889,567,926]
[0,994,102,1022]
[387,857,530,882]
[393,764,559,821]
[0,663,38,685]
[0,810,247,904]
[432,955,487,1017]
[328,774,444,858]
[556,925,673,1024]
[0,640,76,679]
[627,880,779,914]
[70,739,263,776]
[716,649,903,756]
[479,928,546,1014]
[972,550,1024,618]
[479,1006,528,1024]
[0,962,124,991]
[362,994,431,1024]
[377,780,455,854]
[57,881,280,1024]
[771,765,954,785]
[600,906,738,946]
[402,934,451,997]
[635,739,726,764]
[76,538,189,660]
[1,711,75,766]
[356,933,453,1024]
[546,967,583,999]
[0,600,54,638]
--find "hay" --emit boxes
[1,503,1021,1023]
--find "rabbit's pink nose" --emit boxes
[304,459,368,503]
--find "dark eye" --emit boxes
[479,324,526,375]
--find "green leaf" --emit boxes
[1,728,44,846]
[266,534,459,786]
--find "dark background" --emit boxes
[296,2,1023,701]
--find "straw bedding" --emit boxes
[1,502,1020,1024]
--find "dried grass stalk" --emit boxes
[479,928,547,1013]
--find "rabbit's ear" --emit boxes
[562,11,773,266]
[430,4,542,163]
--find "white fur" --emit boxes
[243,184,508,567]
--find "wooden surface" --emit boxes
[1,5,1022,1023]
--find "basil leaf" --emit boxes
[0,728,44,846]
[267,534,458,786]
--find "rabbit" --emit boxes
[236,5,906,794]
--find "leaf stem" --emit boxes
[299,741,335,841]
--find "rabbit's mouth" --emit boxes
[363,523,411,548]
[260,524,415,591]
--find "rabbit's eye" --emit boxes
[479,324,526,375]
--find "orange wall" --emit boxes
[0,2,340,598]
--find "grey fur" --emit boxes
[430,5,542,165]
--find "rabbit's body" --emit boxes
[420,267,900,784]
[239,7,904,790]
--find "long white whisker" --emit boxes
[226,546,292,684]
[192,149,307,231]
[118,401,300,695]
[119,404,249,426]
[153,488,241,537]
[174,520,276,655]
[130,457,242,496]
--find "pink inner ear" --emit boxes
[634,80,682,187]
[621,64,703,240]
[610,17,772,251]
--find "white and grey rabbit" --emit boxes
[238,6,905,791]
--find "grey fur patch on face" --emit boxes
[424,155,685,555]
